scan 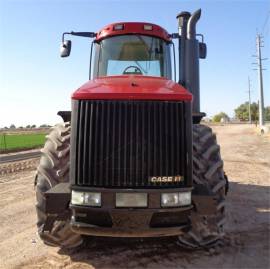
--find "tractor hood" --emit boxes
[72,76,192,101]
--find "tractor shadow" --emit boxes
[59,181,270,269]
[59,236,202,268]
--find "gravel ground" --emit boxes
[0,124,269,269]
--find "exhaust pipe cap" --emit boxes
[176,11,191,19]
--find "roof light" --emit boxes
[114,24,124,30]
[144,24,153,31]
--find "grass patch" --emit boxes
[0,133,46,153]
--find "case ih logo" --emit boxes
[149,176,183,183]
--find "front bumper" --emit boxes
[44,184,220,237]
[70,187,192,237]
[70,206,191,237]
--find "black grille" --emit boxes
[72,100,187,188]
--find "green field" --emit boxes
[0,133,46,153]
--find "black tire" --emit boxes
[178,124,227,249]
[35,122,83,249]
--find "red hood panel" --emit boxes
[72,76,192,101]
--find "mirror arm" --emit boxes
[196,33,204,43]
[70,31,96,38]
[62,32,70,43]
[169,33,179,39]
[62,31,96,43]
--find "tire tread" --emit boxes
[178,124,227,249]
[35,122,82,249]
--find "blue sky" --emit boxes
[0,0,269,127]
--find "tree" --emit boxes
[265,107,270,121]
[31,125,36,128]
[234,102,258,121]
[10,124,16,129]
[26,125,31,128]
[212,112,229,123]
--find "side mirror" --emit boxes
[199,42,207,59]
[60,40,71,57]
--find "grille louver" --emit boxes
[73,100,187,188]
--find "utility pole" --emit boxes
[256,34,265,126]
[247,77,252,123]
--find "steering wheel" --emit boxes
[123,66,143,75]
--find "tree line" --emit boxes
[212,102,270,122]
[2,124,52,129]
[234,102,270,122]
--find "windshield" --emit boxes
[93,35,172,79]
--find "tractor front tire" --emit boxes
[35,122,83,249]
[178,124,227,249]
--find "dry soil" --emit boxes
[0,124,269,269]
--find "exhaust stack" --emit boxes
[176,11,191,85]
[177,9,205,118]
[187,9,201,39]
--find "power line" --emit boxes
[265,27,269,37]
[261,11,270,34]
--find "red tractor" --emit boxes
[35,9,228,249]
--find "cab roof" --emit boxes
[95,22,171,42]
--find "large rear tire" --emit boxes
[178,124,227,249]
[35,122,83,248]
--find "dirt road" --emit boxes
[0,124,269,269]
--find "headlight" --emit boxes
[71,190,84,205]
[84,192,101,206]
[71,191,101,207]
[161,192,179,207]
[161,192,191,207]
[178,192,191,206]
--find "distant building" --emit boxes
[220,115,230,123]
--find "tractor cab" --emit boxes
[61,22,174,80]
[93,33,172,78]
[93,23,173,79]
